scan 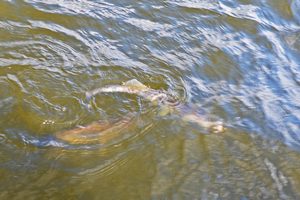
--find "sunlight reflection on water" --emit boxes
[0,0,300,199]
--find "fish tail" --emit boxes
[26,134,66,148]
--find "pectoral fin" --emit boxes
[123,79,148,89]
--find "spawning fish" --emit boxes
[86,79,225,133]
[55,112,138,144]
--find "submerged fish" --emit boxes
[56,112,138,144]
[86,79,225,133]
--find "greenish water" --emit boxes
[0,0,300,199]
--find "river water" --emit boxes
[1,0,300,199]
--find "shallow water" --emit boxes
[0,0,300,199]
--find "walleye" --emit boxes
[86,79,225,133]
[56,112,138,144]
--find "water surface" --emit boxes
[0,0,300,199]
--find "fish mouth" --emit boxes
[211,120,226,133]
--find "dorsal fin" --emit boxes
[123,79,148,89]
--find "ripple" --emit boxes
[167,0,300,31]
[24,0,135,19]
[1,0,300,198]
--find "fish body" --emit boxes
[86,79,225,133]
[86,85,175,107]
[56,112,138,144]
[172,101,224,133]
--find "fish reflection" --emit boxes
[87,79,225,133]
[56,112,138,144]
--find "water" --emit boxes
[0,0,300,199]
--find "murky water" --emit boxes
[0,0,300,199]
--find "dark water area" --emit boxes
[0,0,300,199]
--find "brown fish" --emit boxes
[55,112,138,144]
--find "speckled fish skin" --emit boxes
[86,85,175,107]
[86,80,225,133]
[56,112,138,144]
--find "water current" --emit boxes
[0,0,300,199]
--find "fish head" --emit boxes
[210,120,226,133]
[182,110,225,133]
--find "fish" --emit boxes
[55,112,138,144]
[86,79,225,133]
